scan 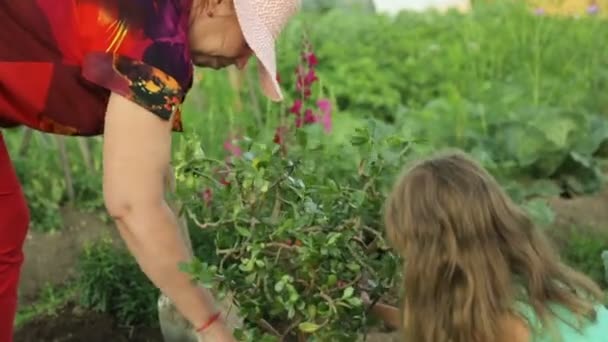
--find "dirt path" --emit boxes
[549,190,608,235]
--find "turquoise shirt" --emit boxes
[516,302,608,341]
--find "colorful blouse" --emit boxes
[0,0,193,136]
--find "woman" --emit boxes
[381,150,607,341]
[0,0,299,341]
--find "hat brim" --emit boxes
[233,0,283,102]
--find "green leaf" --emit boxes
[239,259,255,272]
[342,286,355,299]
[347,297,363,307]
[350,191,366,208]
[326,232,341,246]
[235,225,252,238]
[326,274,338,287]
[298,322,321,333]
[522,199,555,227]
[259,179,271,193]
[525,180,561,198]
[346,262,361,272]
[307,304,317,318]
[534,116,577,149]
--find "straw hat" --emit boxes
[234,0,300,101]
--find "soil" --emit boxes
[13,303,162,342]
[549,191,608,235]
[13,188,608,341]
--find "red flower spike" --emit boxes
[303,109,317,124]
[304,69,318,87]
[307,53,318,67]
[289,99,303,115]
[303,88,312,98]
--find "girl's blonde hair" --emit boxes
[384,150,603,342]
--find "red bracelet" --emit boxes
[196,312,222,333]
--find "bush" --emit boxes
[11,146,64,231]
[175,119,410,341]
[76,238,159,326]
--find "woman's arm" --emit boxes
[102,93,233,340]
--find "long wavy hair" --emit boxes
[384,150,603,342]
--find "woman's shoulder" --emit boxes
[0,0,192,136]
[77,0,193,129]
[77,0,194,97]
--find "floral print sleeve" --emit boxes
[78,0,193,127]
[0,0,193,135]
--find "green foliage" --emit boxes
[75,238,159,326]
[602,250,608,286]
[560,230,608,289]
[4,130,105,231]
[301,0,375,13]
[175,121,409,341]
[11,149,65,231]
[14,284,76,328]
[275,3,608,194]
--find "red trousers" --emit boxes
[0,133,29,342]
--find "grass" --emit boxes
[14,284,77,328]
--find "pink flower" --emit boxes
[295,67,318,93]
[303,109,317,124]
[588,4,600,14]
[317,99,333,133]
[533,7,545,15]
[303,88,312,98]
[307,53,318,67]
[223,136,242,157]
[289,99,303,115]
[224,139,243,157]
[304,69,318,86]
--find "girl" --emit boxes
[380,150,607,341]
[0,1,299,341]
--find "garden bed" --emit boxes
[13,187,608,341]
[13,303,162,342]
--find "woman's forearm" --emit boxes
[113,200,217,329]
[102,93,232,338]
